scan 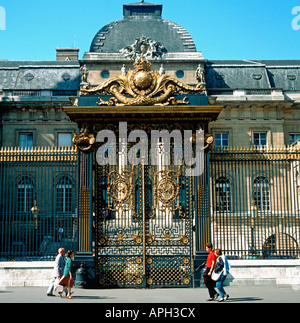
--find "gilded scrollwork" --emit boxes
[107,166,137,217]
[151,166,185,219]
[80,55,205,106]
[117,231,125,242]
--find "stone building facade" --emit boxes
[0,1,300,287]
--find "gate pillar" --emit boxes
[78,150,93,253]
[75,148,96,285]
[193,141,211,287]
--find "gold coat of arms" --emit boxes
[80,55,205,106]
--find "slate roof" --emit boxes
[206,60,300,90]
[0,60,80,90]
[1,59,300,91]
[90,2,196,53]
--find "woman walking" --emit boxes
[58,250,75,299]
[214,249,231,302]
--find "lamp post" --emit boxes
[250,200,258,255]
[31,200,39,254]
[31,200,39,230]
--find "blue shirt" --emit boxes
[215,255,231,275]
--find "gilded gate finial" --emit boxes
[72,124,95,152]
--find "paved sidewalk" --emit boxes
[0,284,299,303]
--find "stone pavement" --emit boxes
[0,284,299,304]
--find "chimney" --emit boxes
[56,48,79,61]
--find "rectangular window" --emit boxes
[253,132,267,147]
[215,133,229,148]
[19,133,33,148]
[56,176,73,213]
[58,133,72,147]
[215,177,231,212]
[17,177,34,214]
[56,186,72,213]
[289,133,300,145]
[253,177,270,211]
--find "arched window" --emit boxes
[253,176,270,211]
[215,177,231,212]
[263,233,298,258]
[17,176,34,214]
[56,176,73,213]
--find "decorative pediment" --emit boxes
[80,55,206,106]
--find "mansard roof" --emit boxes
[206,60,300,91]
[0,60,80,90]
[1,59,300,91]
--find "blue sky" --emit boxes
[0,0,299,61]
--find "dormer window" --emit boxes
[24,73,34,81]
[62,73,71,81]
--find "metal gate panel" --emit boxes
[95,162,193,288]
[95,163,143,287]
[144,164,192,287]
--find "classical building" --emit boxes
[0,54,80,147]
[0,1,300,287]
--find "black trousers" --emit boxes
[204,267,217,298]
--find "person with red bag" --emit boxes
[58,250,75,299]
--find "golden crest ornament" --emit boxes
[80,55,205,106]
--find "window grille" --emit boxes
[215,177,231,212]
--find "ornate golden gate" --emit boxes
[95,160,193,288]
[64,56,222,288]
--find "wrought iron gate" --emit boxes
[95,162,193,288]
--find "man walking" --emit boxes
[204,242,218,301]
[46,248,65,296]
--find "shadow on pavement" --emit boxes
[226,297,263,302]
[71,295,116,300]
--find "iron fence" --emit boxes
[0,146,78,260]
[1,144,300,261]
[210,146,300,259]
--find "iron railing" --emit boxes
[210,146,300,259]
[0,146,78,260]
[1,144,300,261]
